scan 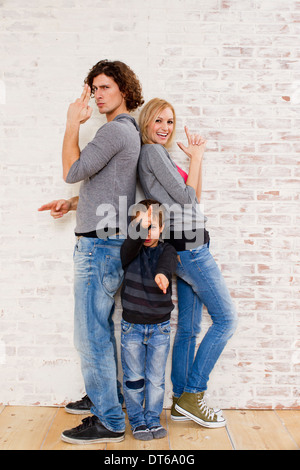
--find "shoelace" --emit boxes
[74,415,97,431]
[196,394,216,420]
[71,394,90,406]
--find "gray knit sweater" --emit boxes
[138,144,207,235]
[66,114,141,235]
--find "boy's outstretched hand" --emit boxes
[155,273,169,294]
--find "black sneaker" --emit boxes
[61,415,125,444]
[65,395,93,415]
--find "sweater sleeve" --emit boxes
[65,122,125,183]
[120,221,150,269]
[146,145,198,206]
[155,243,178,281]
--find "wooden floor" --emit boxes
[0,405,299,450]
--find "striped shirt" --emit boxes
[120,226,178,324]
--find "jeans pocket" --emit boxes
[121,319,134,335]
[158,320,171,335]
[102,254,124,294]
[190,244,216,271]
[74,237,95,255]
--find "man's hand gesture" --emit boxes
[38,199,72,219]
[67,84,93,125]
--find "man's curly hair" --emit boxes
[84,60,144,112]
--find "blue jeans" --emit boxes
[121,319,170,430]
[171,243,238,396]
[73,235,125,433]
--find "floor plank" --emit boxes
[167,410,233,450]
[1,406,299,450]
[275,410,300,448]
[0,406,57,450]
[224,410,299,450]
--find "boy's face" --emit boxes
[143,217,163,248]
[137,207,163,248]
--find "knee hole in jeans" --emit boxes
[126,379,145,390]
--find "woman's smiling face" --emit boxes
[146,107,174,146]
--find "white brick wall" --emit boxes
[1,0,299,409]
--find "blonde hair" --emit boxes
[138,98,176,148]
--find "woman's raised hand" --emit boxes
[177,126,206,160]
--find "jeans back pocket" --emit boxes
[102,254,124,294]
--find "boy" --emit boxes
[120,199,178,440]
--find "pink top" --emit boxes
[175,164,188,183]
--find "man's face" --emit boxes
[92,74,126,120]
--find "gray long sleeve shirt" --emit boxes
[66,114,141,236]
[138,144,208,249]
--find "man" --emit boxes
[39,60,144,444]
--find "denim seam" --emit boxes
[88,240,97,285]
[74,239,95,287]
[184,292,197,388]
[176,259,197,392]
[190,249,228,319]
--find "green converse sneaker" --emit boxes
[170,396,191,421]
[175,392,226,428]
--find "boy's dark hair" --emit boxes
[84,60,144,112]
[131,199,164,228]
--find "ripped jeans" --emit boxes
[121,319,170,430]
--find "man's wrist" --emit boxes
[65,120,80,132]
[68,197,78,211]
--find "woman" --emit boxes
[138,98,238,429]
